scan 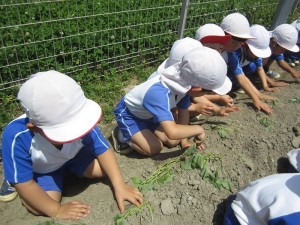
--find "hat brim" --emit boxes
[226,31,256,40]
[212,76,232,95]
[248,45,272,58]
[42,99,102,143]
[279,43,300,53]
[200,35,231,45]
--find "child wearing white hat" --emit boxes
[284,18,300,66]
[223,147,300,225]
[147,36,238,120]
[0,71,143,219]
[112,46,231,156]
[195,23,231,53]
[231,24,288,93]
[264,23,300,79]
[220,13,273,114]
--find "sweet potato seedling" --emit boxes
[256,113,273,131]
[210,124,231,139]
[180,145,232,191]
[115,145,232,224]
[131,158,178,193]
[114,202,154,225]
[288,97,300,103]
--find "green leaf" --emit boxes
[157,171,173,185]
[183,144,197,156]
[180,157,193,170]
[131,177,143,187]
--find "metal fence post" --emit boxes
[270,0,298,29]
[178,0,190,39]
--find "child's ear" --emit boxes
[270,38,277,47]
[26,123,40,133]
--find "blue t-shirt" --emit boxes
[223,48,263,81]
[123,75,190,123]
[270,53,284,61]
[2,115,110,184]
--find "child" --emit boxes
[112,46,231,156]
[195,23,231,53]
[224,147,300,225]
[224,173,300,225]
[0,71,143,219]
[284,18,300,67]
[264,23,300,79]
[233,24,288,93]
[192,23,240,118]
[150,36,238,119]
[220,12,273,114]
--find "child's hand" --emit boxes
[257,92,276,101]
[114,183,144,213]
[253,100,273,114]
[54,201,90,220]
[217,106,240,117]
[220,95,234,107]
[194,102,214,116]
[270,81,289,87]
[291,71,300,78]
[264,87,279,92]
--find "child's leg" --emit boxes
[130,129,164,156]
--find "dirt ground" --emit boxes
[1,63,300,225]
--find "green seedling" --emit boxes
[210,124,231,139]
[288,98,300,103]
[114,202,154,225]
[256,114,273,131]
[272,99,279,106]
[131,159,179,193]
[116,145,232,224]
[180,145,232,191]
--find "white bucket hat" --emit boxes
[291,18,300,43]
[272,24,299,52]
[220,13,255,39]
[17,70,102,143]
[148,37,202,80]
[195,23,231,45]
[180,46,232,95]
[165,37,203,68]
[246,24,271,58]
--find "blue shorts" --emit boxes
[223,195,241,225]
[113,99,160,142]
[33,147,95,192]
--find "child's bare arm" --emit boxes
[235,74,273,114]
[256,67,278,92]
[160,120,206,143]
[277,59,300,78]
[15,180,90,220]
[96,148,143,212]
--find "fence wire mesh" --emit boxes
[0,0,299,90]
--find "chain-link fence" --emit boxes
[1,0,299,91]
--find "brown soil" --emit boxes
[1,64,300,225]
